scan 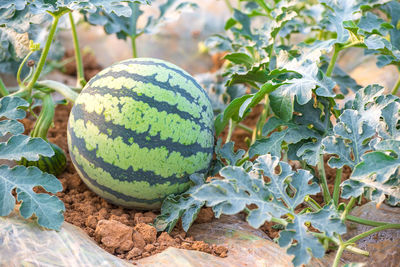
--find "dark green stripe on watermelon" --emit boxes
[71,103,212,157]
[82,82,210,131]
[18,143,67,176]
[117,59,208,97]
[68,124,208,185]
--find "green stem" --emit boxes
[270,217,288,226]
[131,36,137,58]
[16,51,34,87]
[237,123,253,134]
[251,95,270,144]
[0,78,9,96]
[317,154,331,203]
[341,197,356,221]
[345,224,400,245]
[333,168,342,207]
[304,196,322,211]
[391,74,400,95]
[26,12,63,94]
[31,93,55,140]
[224,0,233,12]
[346,215,389,227]
[226,119,236,143]
[36,80,78,103]
[326,43,340,77]
[332,244,346,267]
[69,12,86,88]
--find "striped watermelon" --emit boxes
[67,58,214,210]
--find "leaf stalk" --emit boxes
[326,43,340,77]
[317,154,331,203]
[26,12,64,95]
[332,168,342,207]
[68,12,86,88]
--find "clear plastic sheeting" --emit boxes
[0,212,334,267]
[0,211,133,267]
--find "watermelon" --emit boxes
[67,58,214,210]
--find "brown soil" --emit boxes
[21,105,227,262]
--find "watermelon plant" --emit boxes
[155,0,400,266]
[0,0,399,266]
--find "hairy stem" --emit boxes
[26,12,62,94]
[251,95,269,144]
[345,224,400,245]
[226,119,237,143]
[341,197,356,221]
[16,51,34,87]
[326,43,340,77]
[304,196,322,211]
[69,12,86,88]
[332,168,342,207]
[36,80,78,103]
[346,215,389,227]
[317,154,331,203]
[0,78,9,96]
[31,93,55,140]
[391,74,400,95]
[131,36,137,58]
[237,123,253,133]
[332,244,346,267]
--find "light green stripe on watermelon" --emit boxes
[95,61,212,118]
[69,114,212,178]
[71,146,190,204]
[75,93,213,148]
[90,76,209,123]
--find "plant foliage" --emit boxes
[0,96,65,230]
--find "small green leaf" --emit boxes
[0,165,64,230]
[224,52,254,69]
[0,135,54,161]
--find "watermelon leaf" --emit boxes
[191,155,345,266]
[0,96,64,230]
[85,0,197,41]
[154,173,205,233]
[322,110,376,169]
[0,165,65,230]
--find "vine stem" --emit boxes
[317,154,331,203]
[237,123,253,133]
[251,95,270,144]
[332,168,342,207]
[346,215,389,227]
[26,12,64,94]
[326,43,340,77]
[0,78,8,96]
[131,36,138,58]
[332,243,346,267]
[16,51,34,87]
[345,224,400,245]
[391,74,400,95]
[341,197,356,221]
[69,12,86,88]
[225,119,237,143]
[31,93,55,140]
[36,80,78,103]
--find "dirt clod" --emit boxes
[134,223,157,244]
[94,220,134,253]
